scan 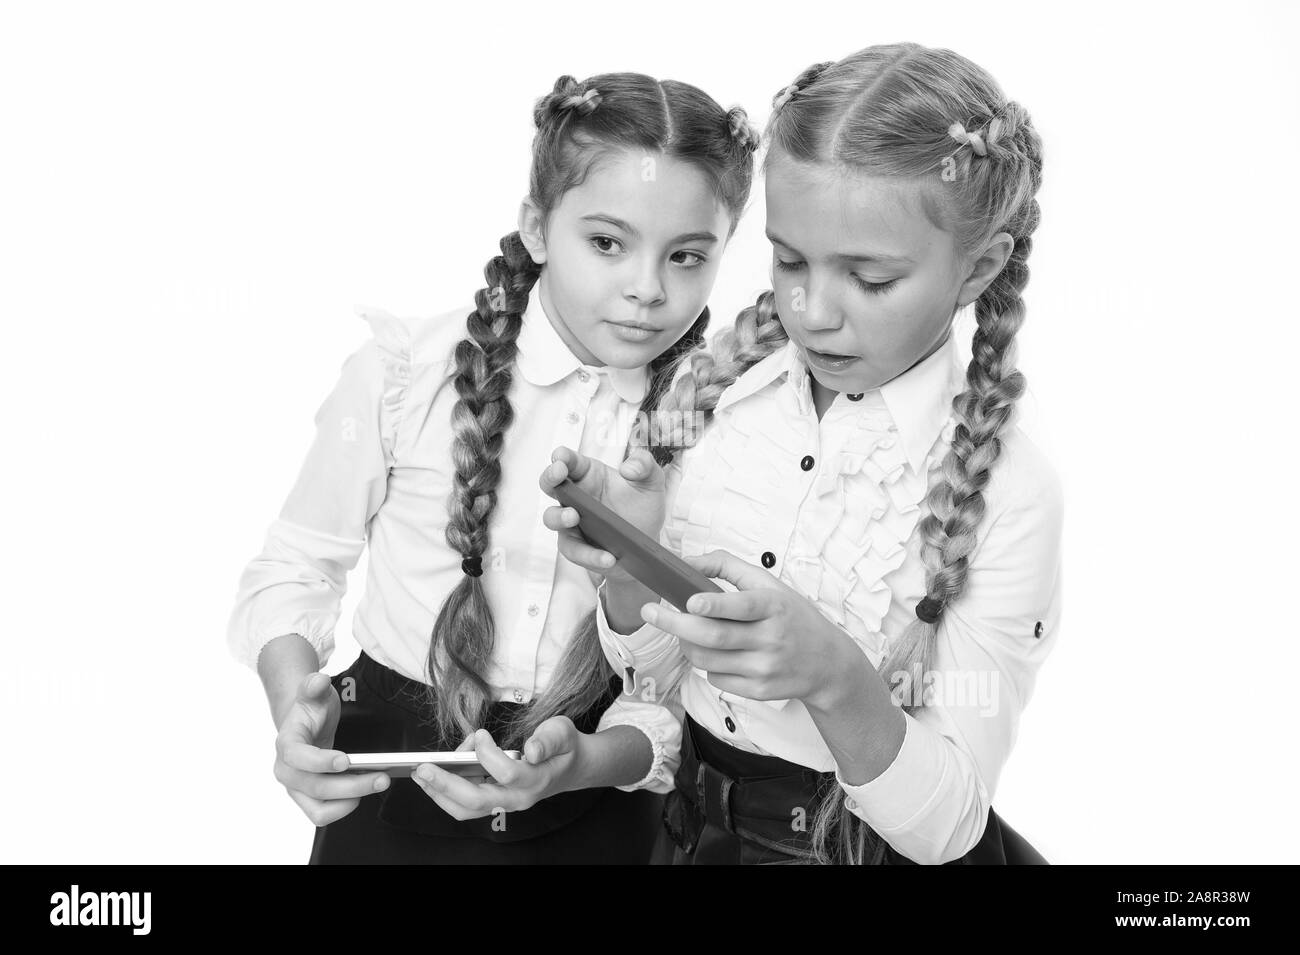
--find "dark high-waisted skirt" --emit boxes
[308,649,663,864]
[650,713,1048,865]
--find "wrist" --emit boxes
[803,630,872,716]
[603,577,658,634]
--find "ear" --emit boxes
[955,231,1015,308]
[518,197,548,265]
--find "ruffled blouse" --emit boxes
[593,330,1065,865]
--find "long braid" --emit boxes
[630,290,790,463]
[425,231,540,742]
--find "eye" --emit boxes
[852,275,899,295]
[774,258,804,272]
[589,235,624,256]
[670,250,707,268]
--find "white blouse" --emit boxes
[592,330,1065,865]
[226,283,649,703]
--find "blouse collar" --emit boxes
[715,329,961,474]
[514,282,649,404]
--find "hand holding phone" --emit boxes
[551,477,722,611]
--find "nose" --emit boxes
[790,278,841,333]
[623,257,666,307]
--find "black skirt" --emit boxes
[308,649,663,864]
[651,713,1048,865]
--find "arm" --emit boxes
[822,456,1065,864]
[226,312,409,725]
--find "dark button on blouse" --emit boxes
[800,454,815,471]
[761,551,776,569]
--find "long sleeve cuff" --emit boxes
[833,711,990,865]
[594,579,679,693]
[595,698,682,794]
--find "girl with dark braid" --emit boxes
[539,43,1064,864]
[227,73,758,863]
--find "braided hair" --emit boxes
[633,44,1046,864]
[427,73,759,749]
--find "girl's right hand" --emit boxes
[272,671,390,827]
[539,445,666,590]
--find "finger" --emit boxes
[550,446,591,483]
[682,588,772,622]
[288,789,358,827]
[472,729,524,784]
[542,505,582,532]
[410,776,496,821]
[556,529,618,573]
[618,447,658,487]
[677,641,753,678]
[523,717,576,764]
[539,458,570,497]
[280,765,391,801]
[682,549,778,592]
[413,763,504,814]
[299,671,331,700]
[279,737,350,774]
[641,601,746,650]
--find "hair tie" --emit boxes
[461,556,483,578]
[915,596,944,624]
[771,83,799,113]
[727,107,757,150]
[561,88,602,116]
[947,121,988,157]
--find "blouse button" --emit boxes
[527,603,540,617]
[513,689,525,703]
[724,716,736,733]
[847,393,864,402]
[800,454,815,472]
[577,370,590,383]
[761,551,776,569]
[1034,621,1044,639]
[566,411,580,425]
[845,796,857,811]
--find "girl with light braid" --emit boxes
[539,43,1064,864]
[226,72,759,863]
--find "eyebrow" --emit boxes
[766,229,913,265]
[582,213,719,245]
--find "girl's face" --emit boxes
[765,156,992,396]
[521,149,731,368]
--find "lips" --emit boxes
[607,320,661,332]
[807,346,857,361]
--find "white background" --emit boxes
[2,0,1296,863]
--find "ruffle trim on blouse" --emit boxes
[666,384,959,666]
[354,305,413,464]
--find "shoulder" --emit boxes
[977,423,1065,546]
[353,303,471,371]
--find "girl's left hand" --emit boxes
[410,717,585,820]
[642,549,868,711]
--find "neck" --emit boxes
[537,269,604,367]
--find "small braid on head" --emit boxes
[533,75,603,128]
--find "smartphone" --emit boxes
[342,750,522,779]
[552,477,723,611]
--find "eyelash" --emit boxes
[774,258,898,295]
[590,236,707,268]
